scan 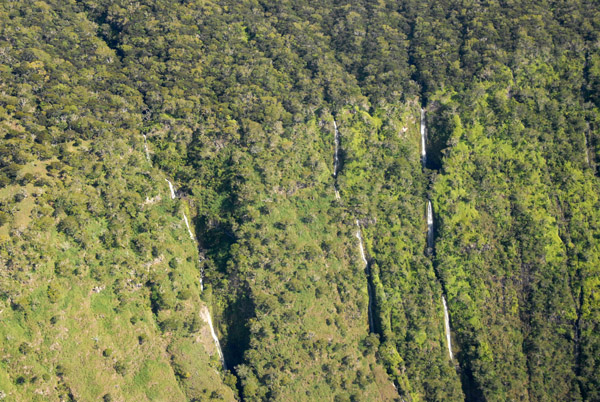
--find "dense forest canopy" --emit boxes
[0,0,599,401]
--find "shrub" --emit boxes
[47,282,63,303]
[114,361,127,376]
[177,289,192,300]
[0,212,9,226]
[173,363,190,379]
[58,216,78,236]
[18,343,32,355]
[160,317,181,332]
[34,177,51,187]
[19,173,35,185]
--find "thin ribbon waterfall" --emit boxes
[142,134,152,165]
[422,109,454,361]
[165,180,226,370]
[183,211,204,291]
[427,200,434,251]
[442,295,454,360]
[583,130,590,165]
[356,220,375,333]
[201,306,227,370]
[332,119,374,332]
[183,212,195,241]
[420,108,427,166]
[333,120,341,200]
[165,179,176,199]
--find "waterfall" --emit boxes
[442,296,454,360]
[333,119,340,177]
[583,130,590,165]
[332,122,374,334]
[427,200,434,251]
[183,212,204,290]
[420,108,427,166]
[427,199,454,361]
[165,180,223,367]
[199,265,204,292]
[332,119,341,201]
[142,134,152,165]
[355,220,375,333]
[165,179,176,199]
[422,110,454,362]
[200,306,227,371]
[183,212,195,241]
[356,220,368,267]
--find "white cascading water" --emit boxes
[355,220,375,332]
[332,122,375,334]
[333,119,340,177]
[333,120,342,201]
[583,131,590,164]
[422,109,454,361]
[165,179,176,199]
[183,212,204,291]
[166,181,225,369]
[182,212,195,241]
[420,108,427,166]
[427,200,434,251]
[200,305,227,371]
[442,296,454,360]
[142,134,152,165]
[199,265,204,292]
[356,220,368,267]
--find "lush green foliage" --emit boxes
[1,0,599,401]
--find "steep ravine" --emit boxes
[153,151,228,371]
[422,110,454,362]
[143,134,152,165]
[333,119,342,200]
[332,119,377,334]
[163,178,227,371]
[355,219,375,333]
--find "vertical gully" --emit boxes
[421,109,454,362]
[332,119,376,333]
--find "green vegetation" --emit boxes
[1,0,599,401]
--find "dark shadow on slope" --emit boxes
[197,216,236,276]
[195,213,254,398]
[222,289,255,373]
[459,362,486,402]
[423,103,454,171]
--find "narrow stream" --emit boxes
[420,108,427,166]
[332,119,375,333]
[583,129,590,165]
[427,200,434,251]
[165,179,176,200]
[183,211,205,291]
[333,120,342,200]
[333,119,340,177]
[142,134,152,165]
[182,212,195,241]
[356,219,375,333]
[165,180,226,370]
[200,305,227,371]
[442,295,454,360]
[422,109,454,361]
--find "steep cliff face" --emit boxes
[1,0,600,401]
